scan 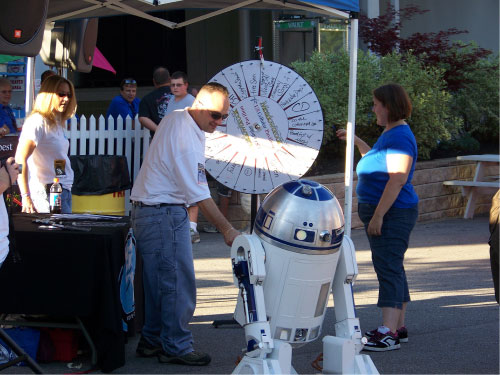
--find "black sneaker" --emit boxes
[158,350,211,366]
[136,336,162,357]
[362,331,400,352]
[397,326,408,343]
[365,326,408,343]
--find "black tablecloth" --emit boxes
[0,214,129,372]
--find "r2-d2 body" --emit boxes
[231,180,378,374]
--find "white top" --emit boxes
[19,113,74,190]
[0,198,9,264]
[131,108,211,205]
[165,94,195,115]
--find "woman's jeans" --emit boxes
[358,203,418,309]
[131,204,195,356]
[61,188,72,213]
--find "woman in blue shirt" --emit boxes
[337,83,418,352]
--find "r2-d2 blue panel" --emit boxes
[254,179,345,254]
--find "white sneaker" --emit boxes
[190,228,201,243]
[203,224,219,233]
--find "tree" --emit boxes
[359,4,492,91]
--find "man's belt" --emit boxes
[131,201,184,208]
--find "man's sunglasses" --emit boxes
[57,92,72,99]
[209,111,229,121]
[124,79,137,85]
[197,99,229,120]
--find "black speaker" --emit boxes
[0,0,49,56]
[41,18,99,73]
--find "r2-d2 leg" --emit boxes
[322,235,378,374]
[231,234,293,375]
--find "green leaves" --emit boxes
[291,50,462,160]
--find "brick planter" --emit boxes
[200,158,498,230]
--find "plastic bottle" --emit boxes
[50,177,62,214]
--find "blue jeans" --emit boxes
[131,204,195,356]
[358,203,418,309]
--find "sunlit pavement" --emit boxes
[7,216,498,374]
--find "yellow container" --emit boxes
[72,191,126,216]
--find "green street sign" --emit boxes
[276,20,316,30]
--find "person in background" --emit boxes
[0,157,20,270]
[106,78,140,125]
[0,78,18,136]
[138,67,171,138]
[165,71,199,242]
[41,69,56,84]
[489,190,499,303]
[15,75,77,214]
[166,71,195,114]
[131,82,240,366]
[337,83,418,352]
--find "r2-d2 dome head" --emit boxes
[254,179,345,254]
[251,179,345,346]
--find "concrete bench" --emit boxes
[443,180,499,218]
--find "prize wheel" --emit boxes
[205,60,324,194]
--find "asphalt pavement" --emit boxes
[5,216,499,374]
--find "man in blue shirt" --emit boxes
[0,78,17,136]
[106,78,140,127]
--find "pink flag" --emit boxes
[93,47,116,74]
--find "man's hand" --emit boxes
[197,198,241,246]
[0,125,9,138]
[0,157,19,191]
[223,227,240,247]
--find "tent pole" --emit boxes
[24,56,36,116]
[344,14,358,238]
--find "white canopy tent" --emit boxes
[35,0,360,234]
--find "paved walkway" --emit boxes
[8,216,499,374]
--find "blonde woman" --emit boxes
[15,75,77,214]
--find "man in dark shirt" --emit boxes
[138,67,171,138]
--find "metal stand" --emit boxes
[0,328,44,374]
[213,36,263,330]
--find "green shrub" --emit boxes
[431,133,480,159]
[449,51,499,143]
[291,50,462,160]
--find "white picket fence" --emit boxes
[64,114,150,214]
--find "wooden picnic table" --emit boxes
[443,154,499,219]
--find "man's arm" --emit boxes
[197,197,240,246]
[138,116,158,132]
[0,157,19,194]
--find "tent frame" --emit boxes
[47,0,350,28]
[31,0,358,233]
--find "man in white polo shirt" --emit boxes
[130,82,239,367]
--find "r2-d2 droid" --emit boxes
[231,180,378,374]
